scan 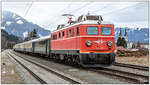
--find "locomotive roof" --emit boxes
[52,20,114,33]
[16,35,51,46]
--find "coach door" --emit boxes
[46,39,50,55]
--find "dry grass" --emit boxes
[116,55,149,67]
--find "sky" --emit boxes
[2,1,149,31]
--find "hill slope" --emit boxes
[2,11,51,39]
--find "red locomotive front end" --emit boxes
[51,15,115,67]
[78,24,115,67]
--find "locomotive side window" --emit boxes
[53,34,57,40]
[59,32,61,39]
[101,27,112,35]
[62,31,65,39]
[77,27,79,36]
[69,28,71,37]
[87,27,98,35]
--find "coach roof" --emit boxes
[16,35,51,45]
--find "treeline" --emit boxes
[1,29,23,49]
[24,29,38,41]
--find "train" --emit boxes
[13,14,115,67]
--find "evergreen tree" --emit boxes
[32,29,38,39]
[122,37,127,48]
[117,37,122,46]
[23,29,38,41]
[117,28,123,46]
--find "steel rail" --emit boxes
[113,62,149,71]
[7,53,47,84]
[10,51,83,84]
[90,67,149,84]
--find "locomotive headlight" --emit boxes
[86,40,92,47]
[107,41,113,47]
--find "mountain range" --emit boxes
[115,27,149,43]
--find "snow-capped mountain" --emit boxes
[2,11,51,39]
[115,27,149,43]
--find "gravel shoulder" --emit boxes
[116,56,149,67]
[1,50,24,84]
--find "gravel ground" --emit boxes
[116,56,149,67]
[8,50,71,84]
[1,50,24,84]
[12,50,129,84]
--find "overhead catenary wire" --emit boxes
[47,2,73,27]
[23,2,30,17]
[101,2,140,16]
[69,1,93,14]
[24,1,33,18]
[49,1,94,27]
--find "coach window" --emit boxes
[62,31,65,39]
[77,27,79,36]
[69,28,71,37]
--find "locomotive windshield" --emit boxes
[101,27,112,35]
[87,27,98,35]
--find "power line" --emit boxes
[23,2,30,17]
[24,1,33,17]
[69,1,93,14]
[90,3,111,13]
[102,2,140,16]
[49,1,94,27]
[48,2,73,26]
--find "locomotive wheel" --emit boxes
[76,56,81,67]
[72,56,76,65]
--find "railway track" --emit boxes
[10,50,149,84]
[91,66,149,84]
[8,51,84,84]
[113,62,149,71]
[7,53,47,84]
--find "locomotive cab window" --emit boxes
[101,27,112,35]
[87,27,98,35]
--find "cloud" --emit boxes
[110,2,148,22]
[2,2,149,31]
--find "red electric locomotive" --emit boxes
[51,14,115,67]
